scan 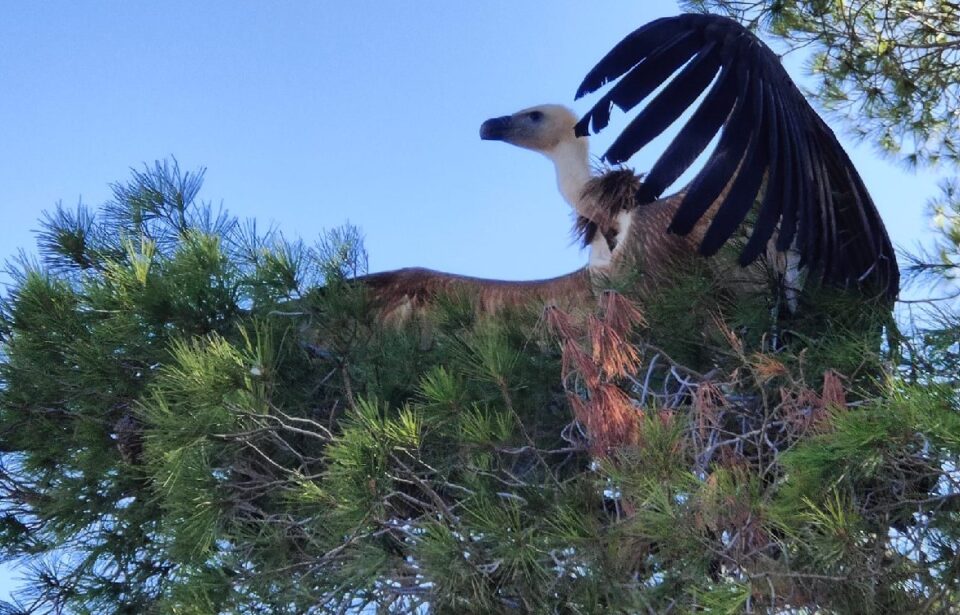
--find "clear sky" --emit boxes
[0,0,946,604]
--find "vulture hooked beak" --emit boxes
[479,115,514,141]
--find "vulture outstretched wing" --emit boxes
[574,13,898,300]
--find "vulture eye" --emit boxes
[528,111,544,122]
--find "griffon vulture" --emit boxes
[358,13,898,322]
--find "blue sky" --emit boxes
[0,0,947,604]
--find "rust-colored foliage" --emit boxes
[543,304,582,341]
[598,289,646,332]
[587,315,641,380]
[751,353,788,383]
[550,291,645,456]
[693,381,725,439]
[780,370,849,433]
[821,369,847,410]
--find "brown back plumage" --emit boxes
[355,267,595,324]
[574,166,772,297]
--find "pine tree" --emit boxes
[0,158,957,613]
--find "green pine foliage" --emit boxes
[1,160,958,614]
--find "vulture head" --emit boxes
[480,104,594,221]
[479,104,581,154]
[480,104,618,269]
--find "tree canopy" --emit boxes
[0,159,957,613]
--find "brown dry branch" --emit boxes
[598,289,646,332]
[548,291,648,456]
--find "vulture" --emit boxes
[359,13,898,322]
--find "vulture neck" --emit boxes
[547,138,593,215]
[544,137,614,269]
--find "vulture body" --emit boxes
[355,14,897,323]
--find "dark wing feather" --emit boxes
[638,59,737,203]
[603,40,720,165]
[575,13,899,299]
[773,83,806,254]
[666,60,754,236]
[699,71,768,256]
[579,30,702,137]
[576,16,697,100]
[739,81,783,265]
